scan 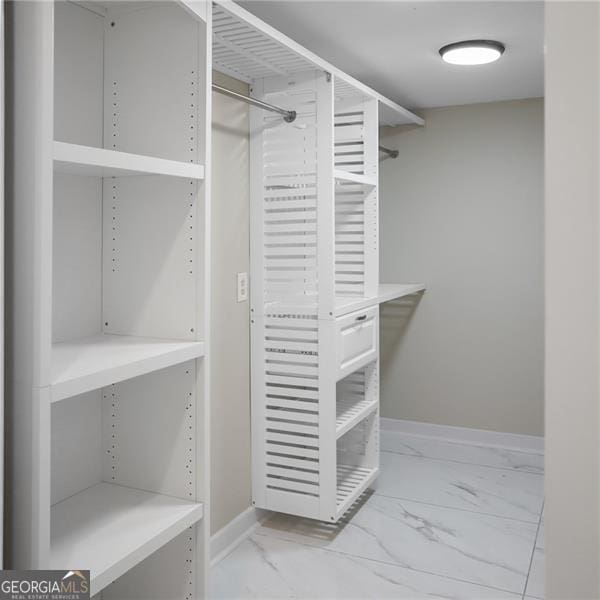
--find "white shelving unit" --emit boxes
[7,0,211,596]
[210,0,425,522]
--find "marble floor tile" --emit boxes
[381,432,544,474]
[210,533,521,600]
[258,493,537,594]
[377,452,544,522]
[525,524,544,599]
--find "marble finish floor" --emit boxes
[210,433,545,599]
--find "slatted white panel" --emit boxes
[335,183,366,297]
[334,78,369,102]
[334,111,365,176]
[261,87,319,304]
[335,100,366,297]
[334,95,378,298]
[262,315,320,500]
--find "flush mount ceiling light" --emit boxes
[439,40,505,65]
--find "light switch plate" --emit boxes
[237,272,248,302]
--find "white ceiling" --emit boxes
[238,1,544,110]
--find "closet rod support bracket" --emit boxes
[379,145,399,159]
[284,110,297,123]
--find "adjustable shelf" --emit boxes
[53,141,205,180]
[50,483,204,596]
[336,396,378,439]
[334,169,377,187]
[51,334,205,402]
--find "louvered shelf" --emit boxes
[334,169,377,187]
[50,482,204,596]
[336,396,378,439]
[51,334,205,402]
[336,465,379,517]
[53,141,205,180]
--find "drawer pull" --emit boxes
[355,314,367,322]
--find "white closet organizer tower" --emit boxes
[212,0,425,522]
[7,1,211,597]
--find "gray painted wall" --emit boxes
[210,71,252,534]
[379,99,544,436]
[545,3,600,597]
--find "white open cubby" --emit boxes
[7,0,211,597]
[336,409,379,516]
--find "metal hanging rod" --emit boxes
[212,83,297,123]
[379,145,399,159]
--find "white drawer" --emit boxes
[335,306,378,380]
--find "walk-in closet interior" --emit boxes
[4,0,556,598]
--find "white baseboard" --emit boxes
[380,417,544,454]
[210,506,271,567]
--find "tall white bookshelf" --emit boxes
[210,0,425,522]
[6,1,211,596]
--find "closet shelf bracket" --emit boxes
[379,145,399,159]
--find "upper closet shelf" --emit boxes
[212,0,423,127]
[51,334,205,402]
[53,142,205,180]
[334,170,377,187]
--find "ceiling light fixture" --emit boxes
[439,40,505,66]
